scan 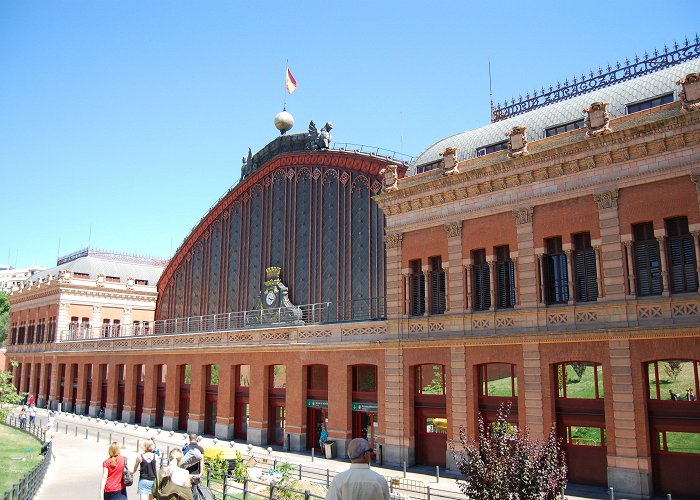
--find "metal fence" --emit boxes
[3,417,52,500]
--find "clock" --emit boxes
[265,290,277,306]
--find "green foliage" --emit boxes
[450,404,567,500]
[0,292,9,346]
[231,451,248,483]
[205,451,228,481]
[0,423,43,493]
[570,362,587,381]
[663,360,684,382]
[271,461,298,500]
[1,361,24,422]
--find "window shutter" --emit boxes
[430,269,446,314]
[473,263,491,311]
[635,240,662,296]
[496,260,515,308]
[668,235,698,293]
[574,249,598,302]
[410,273,425,316]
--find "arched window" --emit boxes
[479,363,517,397]
[647,360,699,401]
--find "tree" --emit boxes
[571,362,587,381]
[1,361,24,421]
[0,292,9,346]
[450,404,567,500]
[663,360,684,382]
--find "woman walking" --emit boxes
[132,439,158,500]
[152,448,193,500]
[100,441,128,500]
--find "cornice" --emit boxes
[376,106,700,217]
[10,283,157,307]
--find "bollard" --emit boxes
[609,487,614,500]
[667,495,672,500]
[97,431,100,442]
[311,448,314,462]
[326,469,330,487]
[75,426,78,437]
[560,486,565,499]
[86,428,88,439]
[65,424,68,434]
[122,436,125,447]
[136,439,140,452]
[427,485,431,500]
[298,464,302,480]
[109,433,112,443]
[436,465,440,483]
[403,461,407,478]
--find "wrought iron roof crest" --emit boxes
[491,35,700,123]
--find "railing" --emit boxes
[491,35,700,122]
[59,298,386,342]
[334,142,415,164]
[3,416,52,500]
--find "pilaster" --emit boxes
[445,222,465,312]
[512,207,537,306]
[328,363,352,458]
[446,347,467,471]
[247,363,268,446]
[214,364,234,439]
[385,233,403,320]
[285,362,306,452]
[522,343,544,440]
[122,363,137,423]
[380,348,411,466]
[162,363,180,430]
[594,189,625,299]
[75,363,88,415]
[187,363,206,435]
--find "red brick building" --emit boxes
[7,44,700,498]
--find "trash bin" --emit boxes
[324,441,336,459]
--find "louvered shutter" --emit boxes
[473,263,491,311]
[574,249,598,302]
[410,273,425,316]
[496,260,515,308]
[668,235,698,293]
[635,241,662,296]
[430,269,446,314]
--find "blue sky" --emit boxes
[1,1,698,268]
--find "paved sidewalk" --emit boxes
[25,409,609,500]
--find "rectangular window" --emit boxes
[409,259,425,316]
[479,363,517,397]
[159,365,167,384]
[545,119,585,137]
[573,232,598,302]
[476,140,508,157]
[543,237,569,304]
[182,365,191,385]
[271,365,286,389]
[633,222,662,296]
[135,279,148,285]
[415,159,442,174]
[566,426,606,447]
[106,276,120,283]
[352,365,377,393]
[237,365,250,388]
[665,217,698,294]
[657,431,700,454]
[495,245,515,308]
[429,256,446,315]
[209,365,218,386]
[472,249,491,311]
[556,362,604,399]
[647,360,699,400]
[627,92,674,114]
[415,364,445,395]
[73,272,89,279]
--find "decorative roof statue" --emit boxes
[240,148,254,180]
[584,102,612,137]
[441,146,459,175]
[506,126,529,158]
[306,121,333,150]
[379,165,399,192]
[678,72,700,112]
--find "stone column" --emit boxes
[75,363,88,415]
[381,348,409,466]
[140,363,157,426]
[593,245,603,298]
[90,364,104,417]
[57,302,69,342]
[285,362,306,452]
[465,263,473,311]
[521,344,545,440]
[91,306,102,339]
[445,222,465,312]
[536,253,545,304]
[122,363,137,423]
[403,272,410,317]
[215,364,234,439]
[162,363,180,430]
[594,190,626,300]
[623,240,636,297]
[487,258,496,311]
[607,339,652,497]
[446,347,467,471]
[423,266,431,316]
[565,249,575,302]
[37,363,48,408]
[693,231,700,280]
[247,363,268,446]
[512,207,537,307]
[384,233,403,320]
[105,362,120,420]
[187,364,206,434]
[123,307,132,328]
[328,363,352,458]
[49,361,60,410]
[655,234,670,296]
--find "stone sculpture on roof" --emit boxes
[307,121,333,150]
[379,164,399,192]
[441,147,459,175]
[678,72,700,112]
[584,102,612,137]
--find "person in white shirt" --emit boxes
[325,438,390,500]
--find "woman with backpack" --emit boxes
[132,439,158,500]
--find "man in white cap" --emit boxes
[325,438,390,499]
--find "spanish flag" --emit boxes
[285,67,297,94]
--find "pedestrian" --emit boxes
[153,448,193,500]
[132,439,158,500]
[100,441,128,500]
[688,387,697,401]
[325,438,390,500]
[28,405,36,426]
[19,407,27,429]
[47,410,56,430]
[181,434,205,480]
[28,394,35,407]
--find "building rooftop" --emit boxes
[411,47,700,174]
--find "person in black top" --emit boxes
[132,439,158,500]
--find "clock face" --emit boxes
[265,290,276,306]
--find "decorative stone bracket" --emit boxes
[584,102,612,137]
[379,164,399,192]
[512,206,534,225]
[678,72,700,112]
[506,126,528,158]
[593,189,619,210]
[384,233,403,249]
[445,221,462,238]
[441,146,459,175]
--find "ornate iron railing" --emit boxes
[334,142,414,163]
[491,35,700,122]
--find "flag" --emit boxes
[285,67,297,94]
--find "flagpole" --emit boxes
[283,59,288,111]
